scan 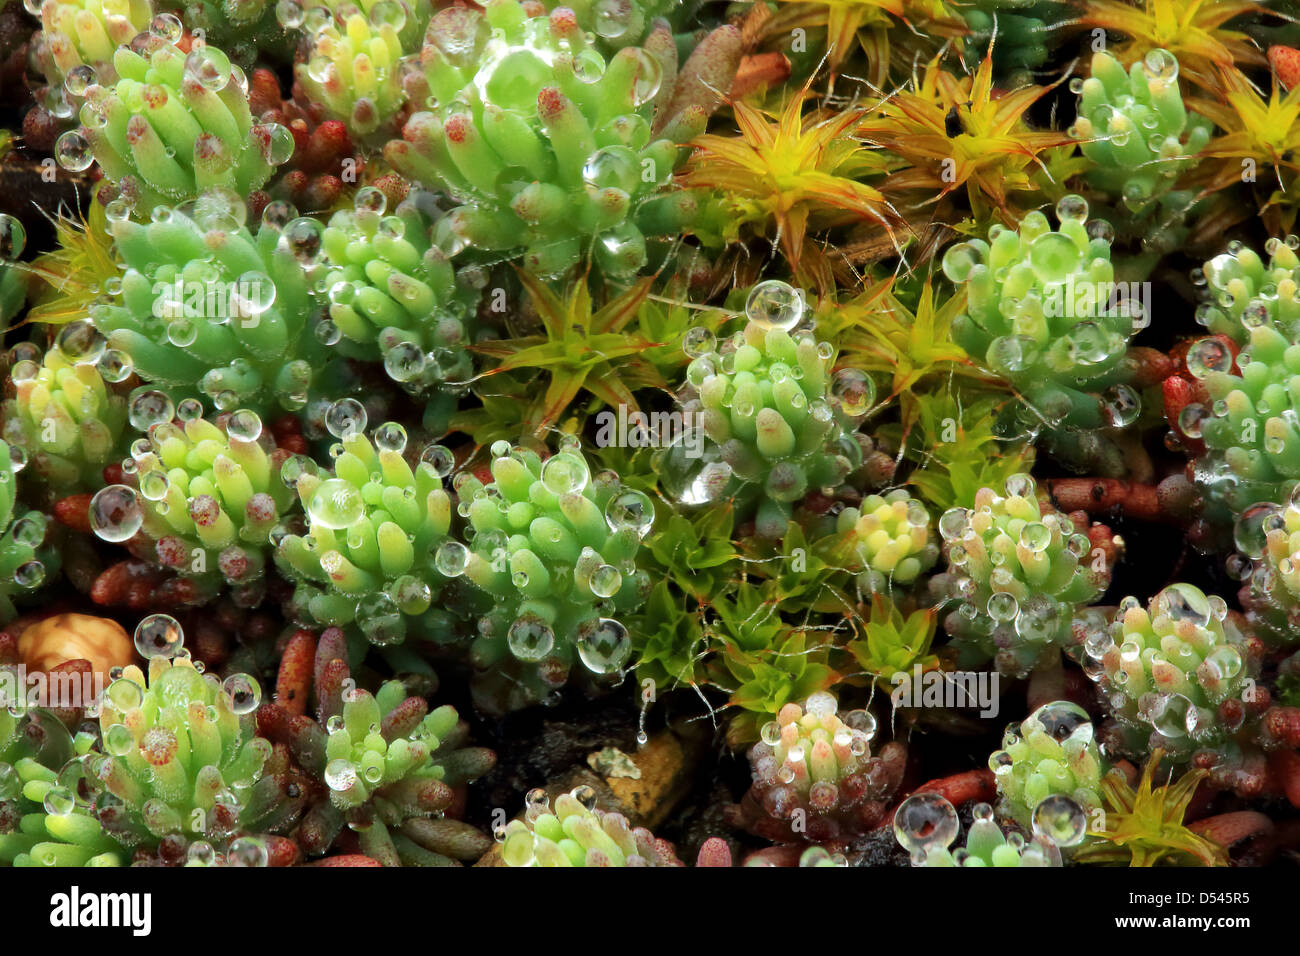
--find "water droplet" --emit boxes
[280,217,324,267]
[1186,338,1233,378]
[187,841,218,866]
[507,614,555,662]
[1142,48,1179,82]
[373,421,407,453]
[987,591,1019,622]
[541,451,589,495]
[831,367,875,417]
[1055,194,1089,224]
[307,478,365,529]
[575,618,630,674]
[354,186,387,215]
[222,674,261,714]
[589,563,622,598]
[1031,794,1086,846]
[1026,700,1093,743]
[55,320,107,364]
[262,199,299,231]
[325,398,367,439]
[275,0,303,28]
[129,389,175,431]
[626,48,662,106]
[104,722,135,756]
[134,613,184,659]
[1005,473,1036,498]
[745,280,803,331]
[54,130,95,172]
[603,489,654,537]
[89,485,143,542]
[1235,502,1282,560]
[941,242,982,283]
[13,560,44,588]
[185,45,232,91]
[682,326,715,358]
[893,792,959,853]
[435,540,469,576]
[420,444,455,477]
[228,836,268,867]
[1101,384,1140,427]
[1153,582,1211,628]
[43,786,75,816]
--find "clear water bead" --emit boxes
[133,613,184,659]
[893,792,959,854]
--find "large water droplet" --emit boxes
[603,489,654,537]
[89,485,143,542]
[575,618,630,674]
[893,792,959,854]
[307,478,365,529]
[745,280,803,332]
[1031,794,1087,847]
[134,613,184,659]
[507,614,555,662]
[222,674,261,714]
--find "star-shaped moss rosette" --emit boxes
[125,406,295,604]
[500,784,687,866]
[932,475,1113,677]
[320,187,480,432]
[53,29,295,211]
[1094,583,1261,764]
[1073,749,1230,866]
[88,196,341,416]
[0,707,127,867]
[708,586,839,748]
[0,441,59,626]
[276,419,455,647]
[5,342,129,493]
[469,273,665,438]
[1178,239,1300,519]
[677,85,904,290]
[856,51,1072,222]
[1072,48,1210,246]
[445,439,651,712]
[384,0,733,277]
[941,195,1146,456]
[988,700,1108,829]
[88,650,304,863]
[663,280,864,539]
[844,596,941,690]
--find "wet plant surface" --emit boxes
[0,0,1299,874]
